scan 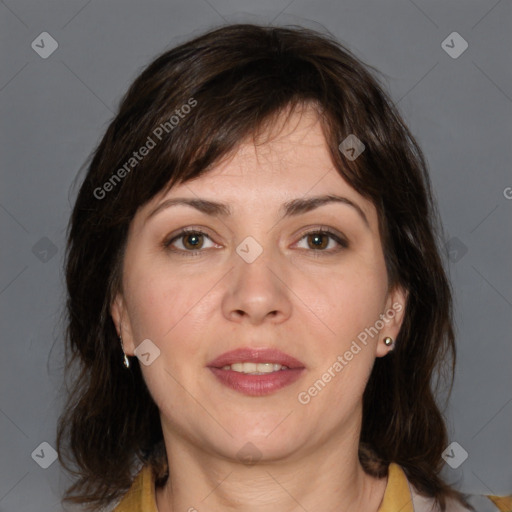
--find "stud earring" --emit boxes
[383,337,394,347]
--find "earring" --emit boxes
[120,336,130,368]
[383,337,394,347]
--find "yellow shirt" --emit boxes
[113,462,510,512]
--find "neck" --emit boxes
[155,420,387,512]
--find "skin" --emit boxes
[111,105,406,512]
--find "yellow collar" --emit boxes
[114,462,158,511]
[378,462,414,512]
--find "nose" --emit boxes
[221,245,293,325]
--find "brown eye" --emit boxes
[295,228,348,254]
[307,232,329,250]
[163,229,216,255]
[181,232,204,250]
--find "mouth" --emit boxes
[218,362,291,374]
[207,348,305,396]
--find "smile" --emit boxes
[221,362,289,374]
[207,348,305,396]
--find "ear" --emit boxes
[375,285,408,358]
[110,292,136,356]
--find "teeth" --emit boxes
[221,362,289,374]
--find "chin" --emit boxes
[214,425,305,462]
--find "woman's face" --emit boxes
[112,106,405,463]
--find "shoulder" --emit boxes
[409,483,471,511]
[408,475,511,512]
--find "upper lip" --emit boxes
[207,348,305,369]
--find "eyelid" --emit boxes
[293,225,349,251]
[162,225,349,255]
[162,226,216,251]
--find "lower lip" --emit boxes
[208,367,305,396]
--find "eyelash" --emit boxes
[162,226,348,258]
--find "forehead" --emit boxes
[207,106,331,180]
[138,105,377,230]
[166,108,351,191]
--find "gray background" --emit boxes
[1,0,511,510]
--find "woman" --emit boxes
[56,23,509,512]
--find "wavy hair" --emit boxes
[56,23,473,511]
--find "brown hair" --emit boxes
[56,23,473,511]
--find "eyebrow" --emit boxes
[145,194,369,228]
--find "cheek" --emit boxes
[300,261,388,346]
[123,266,212,406]
[123,262,207,345]
[301,272,384,411]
